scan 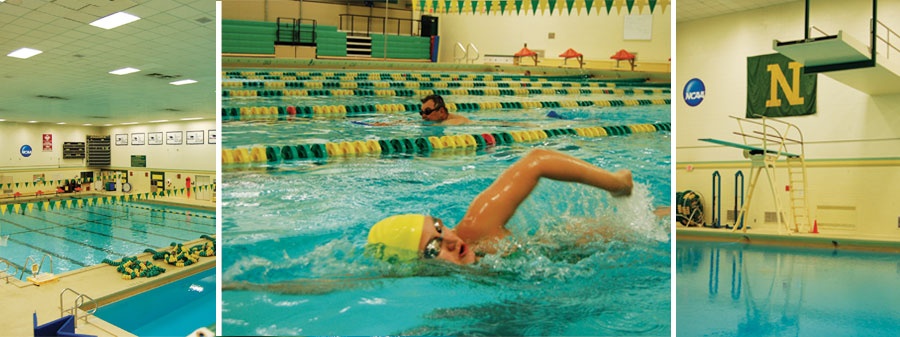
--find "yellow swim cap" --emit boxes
[366,214,426,262]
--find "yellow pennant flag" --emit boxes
[13,204,22,213]
[27,203,34,213]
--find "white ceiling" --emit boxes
[0,0,215,126]
[677,0,801,23]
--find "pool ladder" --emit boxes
[19,254,54,279]
[0,258,21,284]
[60,288,98,327]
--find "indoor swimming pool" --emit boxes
[221,69,671,335]
[677,240,900,336]
[95,266,215,336]
[0,200,215,279]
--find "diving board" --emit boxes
[700,116,813,235]
[699,138,799,158]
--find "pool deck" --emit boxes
[0,195,216,337]
[676,226,900,253]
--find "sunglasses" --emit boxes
[420,104,444,116]
[422,219,444,259]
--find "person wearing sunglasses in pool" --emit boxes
[419,94,472,125]
[366,148,633,265]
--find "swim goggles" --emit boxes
[420,104,444,116]
[422,219,443,259]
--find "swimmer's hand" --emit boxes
[610,170,633,197]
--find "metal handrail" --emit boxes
[60,288,98,328]
[0,258,20,284]
[466,43,480,64]
[454,42,467,63]
[339,14,420,37]
[876,20,900,59]
[19,254,54,279]
[808,26,829,39]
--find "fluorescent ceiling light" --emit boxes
[0,119,5,122]
[28,121,38,123]
[109,67,140,75]
[104,124,113,126]
[90,12,140,29]
[121,122,138,125]
[170,79,197,86]
[8,47,43,59]
[57,122,66,125]
[83,124,92,126]
[149,120,169,123]
[180,117,203,121]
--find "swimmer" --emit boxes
[367,148,633,265]
[419,94,472,125]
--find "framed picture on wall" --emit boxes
[166,131,183,145]
[115,134,128,146]
[148,132,163,145]
[208,130,217,144]
[131,133,145,145]
[186,130,204,145]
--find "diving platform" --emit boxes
[699,116,813,235]
[774,28,900,95]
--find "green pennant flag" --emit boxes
[471,0,477,14]
[531,0,539,15]
[458,0,465,14]
[444,0,452,12]
[649,0,656,13]
[15,182,19,188]
[25,182,30,188]
[515,0,523,15]
[485,1,492,14]
[499,0,508,14]
[548,0,556,14]
[626,0,634,13]
[566,0,574,14]
[605,0,613,14]
[419,0,426,10]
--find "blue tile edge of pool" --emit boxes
[676,228,900,253]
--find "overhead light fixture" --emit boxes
[0,119,5,122]
[57,122,66,125]
[28,121,38,123]
[104,124,113,126]
[180,117,203,121]
[90,12,140,30]
[170,79,197,86]
[83,123,92,126]
[109,67,140,75]
[121,122,138,125]
[149,120,169,123]
[8,47,43,59]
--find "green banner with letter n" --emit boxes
[746,53,816,118]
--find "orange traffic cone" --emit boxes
[810,220,819,234]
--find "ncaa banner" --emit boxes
[746,53,816,118]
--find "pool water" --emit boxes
[221,69,671,335]
[0,200,215,278]
[95,267,216,336]
[677,240,900,336]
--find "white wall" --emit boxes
[430,9,671,64]
[0,122,102,169]
[0,121,215,196]
[676,0,900,236]
[107,120,217,171]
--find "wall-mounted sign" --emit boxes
[42,134,53,151]
[683,78,705,107]
[20,145,33,157]
[131,155,147,168]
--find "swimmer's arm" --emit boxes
[455,149,633,244]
